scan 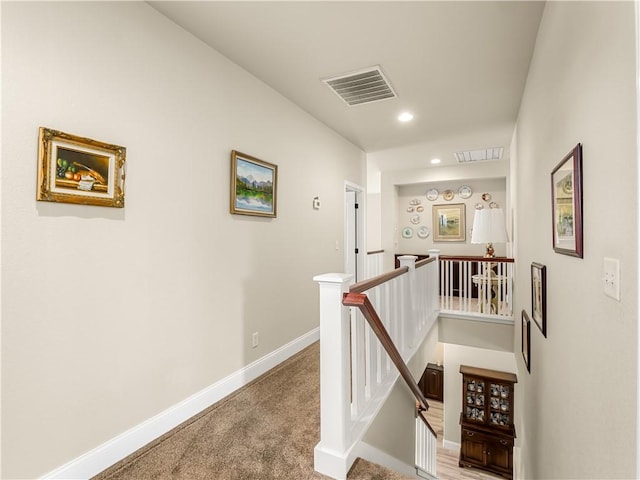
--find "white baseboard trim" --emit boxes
[442,439,460,452]
[313,442,354,480]
[41,328,320,480]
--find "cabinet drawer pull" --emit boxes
[500,440,508,445]
[466,431,474,437]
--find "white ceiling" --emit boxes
[149,1,545,166]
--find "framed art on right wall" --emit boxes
[531,262,547,337]
[551,143,583,257]
[521,310,531,373]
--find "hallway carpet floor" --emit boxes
[92,342,414,480]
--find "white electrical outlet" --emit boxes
[252,332,259,348]
[603,257,620,301]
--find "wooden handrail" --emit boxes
[342,292,437,438]
[439,255,514,263]
[350,266,409,294]
[367,249,384,255]
[351,256,436,293]
[416,257,436,269]
[416,408,437,437]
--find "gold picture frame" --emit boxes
[230,150,277,218]
[432,203,466,242]
[37,127,126,208]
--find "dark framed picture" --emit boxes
[551,143,583,257]
[521,310,531,373]
[230,150,278,218]
[531,263,547,337]
[37,127,126,208]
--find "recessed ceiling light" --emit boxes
[398,112,414,122]
[431,158,441,164]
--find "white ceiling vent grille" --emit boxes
[455,147,504,163]
[323,66,397,107]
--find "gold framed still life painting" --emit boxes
[37,127,126,208]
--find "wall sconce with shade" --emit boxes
[471,207,509,257]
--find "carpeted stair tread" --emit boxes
[348,458,416,479]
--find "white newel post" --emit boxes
[313,273,354,480]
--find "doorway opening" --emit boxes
[345,182,365,282]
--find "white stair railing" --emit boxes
[439,256,514,321]
[415,411,437,479]
[313,251,440,480]
[365,250,384,279]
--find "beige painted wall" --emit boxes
[513,2,637,478]
[1,2,365,478]
[438,317,514,354]
[366,192,382,251]
[377,161,510,271]
[397,178,507,257]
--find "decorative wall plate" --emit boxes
[426,188,439,201]
[406,206,415,213]
[410,214,421,224]
[416,206,424,212]
[481,193,492,202]
[489,202,498,208]
[458,185,472,199]
[409,198,422,205]
[475,203,484,210]
[402,227,414,239]
[443,190,454,201]
[417,226,430,239]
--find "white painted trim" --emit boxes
[41,328,320,480]
[355,441,416,477]
[442,439,460,452]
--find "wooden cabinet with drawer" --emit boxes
[459,365,517,479]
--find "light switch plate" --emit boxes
[603,257,620,301]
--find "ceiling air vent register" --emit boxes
[323,66,397,107]
[455,147,504,163]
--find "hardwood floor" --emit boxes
[424,401,504,480]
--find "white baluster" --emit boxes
[399,255,417,353]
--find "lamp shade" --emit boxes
[471,208,509,244]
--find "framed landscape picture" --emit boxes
[432,203,466,242]
[531,262,547,337]
[37,127,126,208]
[551,143,582,257]
[230,150,277,218]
